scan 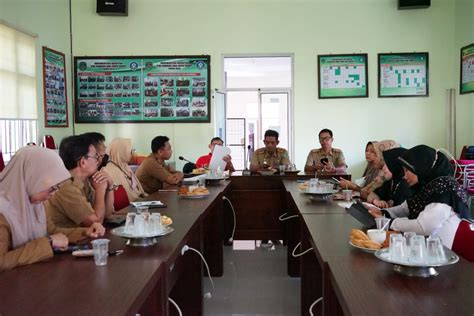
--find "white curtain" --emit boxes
[0,23,37,119]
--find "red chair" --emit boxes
[42,135,56,149]
[113,185,130,211]
[0,151,5,172]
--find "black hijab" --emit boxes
[373,148,412,206]
[398,145,469,219]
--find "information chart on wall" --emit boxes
[378,53,428,97]
[74,56,210,123]
[318,54,368,99]
[460,43,474,95]
[43,47,68,127]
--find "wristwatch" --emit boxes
[107,184,119,192]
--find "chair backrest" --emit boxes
[451,160,474,185]
[464,169,474,191]
[42,135,56,149]
[0,151,5,172]
[113,185,130,211]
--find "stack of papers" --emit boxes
[337,202,354,209]
[130,201,164,208]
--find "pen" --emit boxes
[331,177,340,183]
[108,250,124,256]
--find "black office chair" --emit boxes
[183,162,197,174]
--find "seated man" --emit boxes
[250,129,290,172]
[136,136,183,193]
[81,132,108,168]
[45,134,115,228]
[304,128,346,173]
[195,137,235,172]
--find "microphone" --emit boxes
[178,156,194,164]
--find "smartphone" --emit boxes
[320,158,329,164]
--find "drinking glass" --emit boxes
[134,214,146,235]
[124,212,136,234]
[409,235,426,263]
[404,232,416,249]
[308,178,317,193]
[136,206,148,214]
[426,235,447,264]
[389,234,406,262]
[279,165,285,175]
[91,239,110,266]
[375,217,390,231]
[150,213,163,234]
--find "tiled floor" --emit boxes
[204,241,301,316]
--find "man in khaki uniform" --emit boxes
[305,128,346,174]
[250,129,291,172]
[46,134,115,228]
[136,136,183,194]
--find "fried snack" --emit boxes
[161,215,172,226]
[178,186,189,195]
[192,168,207,175]
[361,240,382,250]
[350,229,369,241]
[190,187,209,195]
[298,182,308,190]
[350,236,367,248]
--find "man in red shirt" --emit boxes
[195,137,235,172]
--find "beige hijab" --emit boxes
[104,138,146,201]
[0,146,70,248]
[363,140,400,192]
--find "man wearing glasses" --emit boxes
[304,128,346,174]
[250,129,291,172]
[45,134,115,228]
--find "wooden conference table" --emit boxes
[0,181,230,316]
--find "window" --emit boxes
[224,56,293,170]
[0,22,37,161]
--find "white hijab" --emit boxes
[0,146,70,248]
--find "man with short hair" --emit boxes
[304,128,346,173]
[136,136,183,193]
[250,129,290,172]
[81,132,108,168]
[195,137,235,172]
[45,135,115,228]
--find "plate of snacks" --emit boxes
[349,229,387,253]
[192,168,207,175]
[178,186,210,199]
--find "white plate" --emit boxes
[298,189,338,195]
[111,225,174,239]
[178,192,210,199]
[349,240,383,254]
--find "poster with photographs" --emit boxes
[43,47,68,127]
[74,55,210,123]
[460,43,474,95]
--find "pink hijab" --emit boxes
[0,146,70,248]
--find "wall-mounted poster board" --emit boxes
[460,43,474,95]
[43,47,68,127]
[74,55,210,123]
[378,52,429,97]
[318,54,368,99]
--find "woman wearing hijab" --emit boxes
[339,140,400,199]
[0,146,105,271]
[103,138,146,202]
[367,148,412,208]
[369,145,474,261]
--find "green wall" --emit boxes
[0,0,74,143]
[1,0,472,173]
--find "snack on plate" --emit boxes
[161,215,172,226]
[298,182,309,191]
[382,230,398,248]
[350,229,382,250]
[178,186,209,196]
[350,229,369,241]
[192,168,207,175]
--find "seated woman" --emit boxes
[369,145,474,261]
[104,138,146,202]
[0,146,105,271]
[339,140,399,199]
[367,148,412,208]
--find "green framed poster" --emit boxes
[74,55,210,123]
[460,43,474,95]
[318,54,368,99]
[378,52,429,97]
[43,47,69,127]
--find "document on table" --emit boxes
[209,145,231,171]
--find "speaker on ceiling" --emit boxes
[97,0,128,16]
[398,0,430,10]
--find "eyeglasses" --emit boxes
[85,153,100,161]
[319,137,332,142]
